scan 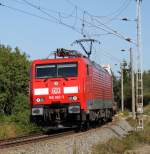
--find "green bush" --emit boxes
[0,45,30,115]
[0,45,42,139]
[12,93,30,124]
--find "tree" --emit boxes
[143,70,150,105]
[112,62,132,110]
[112,73,121,107]
[113,65,150,111]
[0,45,31,115]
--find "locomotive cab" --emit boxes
[30,50,87,127]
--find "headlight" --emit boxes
[73,96,77,101]
[68,96,78,101]
[35,98,45,102]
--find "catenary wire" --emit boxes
[0,2,82,35]
[0,1,133,62]
[22,0,79,30]
[65,0,126,19]
[64,0,136,45]
[12,0,78,19]
[11,0,135,44]
[20,0,118,39]
[105,0,132,23]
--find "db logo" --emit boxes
[51,88,61,94]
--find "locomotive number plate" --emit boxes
[49,95,64,99]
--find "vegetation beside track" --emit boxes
[0,113,42,139]
[113,67,150,109]
[92,104,150,154]
[144,104,150,116]
[0,45,42,139]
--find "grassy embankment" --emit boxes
[0,111,42,139]
[92,104,150,154]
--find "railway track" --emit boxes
[0,130,74,149]
[0,117,133,154]
[0,116,120,150]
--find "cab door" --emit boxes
[85,64,93,110]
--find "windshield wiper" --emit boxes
[58,75,68,81]
[63,76,68,81]
[43,76,52,82]
[44,77,49,82]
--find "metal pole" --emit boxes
[130,48,136,119]
[135,0,143,130]
[121,63,124,112]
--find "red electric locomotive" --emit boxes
[29,49,114,128]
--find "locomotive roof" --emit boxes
[32,56,112,75]
[89,60,112,75]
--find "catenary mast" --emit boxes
[135,0,143,130]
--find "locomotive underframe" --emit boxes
[31,103,82,127]
[30,103,113,127]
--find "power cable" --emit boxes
[22,0,79,32]
[91,17,132,42]
[20,0,91,37]
[12,0,134,43]
[1,1,122,64]
[22,0,58,22]
[0,2,81,35]
[105,0,132,23]
[12,0,77,18]
[11,0,24,5]
[90,32,112,37]
[100,48,121,63]
[65,0,127,20]
[64,0,136,44]
[0,2,56,23]
[58,6,77,19]
[81,11,86,36]
[82,0,128,20]
[92,46,121,63]
[104,0,128,16]
[2,1,136,44]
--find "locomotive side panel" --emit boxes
[85,63,93,110]
[86,66,104,110]
[85,64,113,111]
[84,61,113,122]
[103,72,113,108]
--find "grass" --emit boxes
[0,123,17,139]
[0,113,42,140]
[117,109,130,117]
[144,103,150,116]
[0,94,43,139]
[92,104,150,154]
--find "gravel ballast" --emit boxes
[0,118,133,154]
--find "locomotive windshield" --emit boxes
[36,62,77,78]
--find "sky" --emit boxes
[0,0,149,74]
